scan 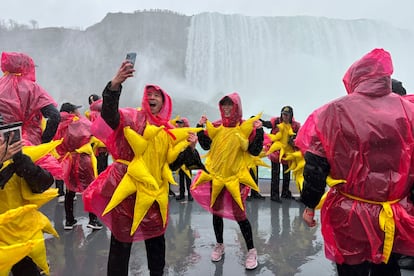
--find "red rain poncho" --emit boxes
[0,52,57,146]
[83,85,175,242]
[296,48,414,265]
[54,112,95,192]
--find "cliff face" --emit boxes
[1,10,413,124]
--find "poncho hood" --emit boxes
[218,92,242,127]
[141,84,173,128]
[343,48,393,97]
[0,52,56,145]
[1,52,36,81]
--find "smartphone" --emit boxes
[0,121,22,144]
[125,52,137,68]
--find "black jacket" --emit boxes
[300,152,330,209]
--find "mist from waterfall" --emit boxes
[1,11,413,124]
[185,13,414,122]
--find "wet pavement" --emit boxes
[40,179,414,276]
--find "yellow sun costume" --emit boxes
[266,122,296,161]
[83,84,202,243]
[0,140,62,275]
[191,93,265,220]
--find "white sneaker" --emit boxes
[245,248,258,270]
[211,243,224,262]
[57,195,65,203]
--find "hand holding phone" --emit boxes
[0,122,22,145]
[126,52,137,68]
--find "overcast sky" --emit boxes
[1,0,413,30]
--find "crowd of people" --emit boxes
[1,48,414,276]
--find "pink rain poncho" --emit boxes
[54,112,95,193]
[83,85,175,242]
[86,98,103,122]
[296,48,414,265]
[0,52,57,146]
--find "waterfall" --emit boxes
[185,13,414,122]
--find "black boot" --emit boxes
[176,194,185,201]
[271,195,281,203]
[251,190,265,199]
[270,162,281,203]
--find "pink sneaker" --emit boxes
[245,248,258,270]
[211,243,225,262]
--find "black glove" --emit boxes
[12,152,54,193]
[184,148,208,173]
[169,147,209,173]
[13,152,37,177]
[0,163,16,189]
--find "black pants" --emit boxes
[65,190,76,222]
[270,161,290,199]
[11,256,41,276]
[336,253,401,276]
[213,215,254,250]
[107,234,165,276]
[178,169,192,199]
[65,190,97,222]
[249,167,262,197]
[56,179,65,196]
[97,151,109,174]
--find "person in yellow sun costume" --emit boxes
[53,102,102,231]
[261,106,301,202]
[83,60,202,276]
[0,51,63,276]
[0,130,62,276]
[192,93,264,270]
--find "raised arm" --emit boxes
[101,61,135,129]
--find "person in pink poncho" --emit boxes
[0,52,60,146]
[193,93,264,270]
[85,94,109,175]
[83,60,201,276]
[0,51,64,199]
[53,102,102,230]
[298,48,414,275]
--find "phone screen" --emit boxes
[0,122,22,144]
[4,129,21,144]
[126,52,137,68]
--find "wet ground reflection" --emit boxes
[41,191,414,275]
